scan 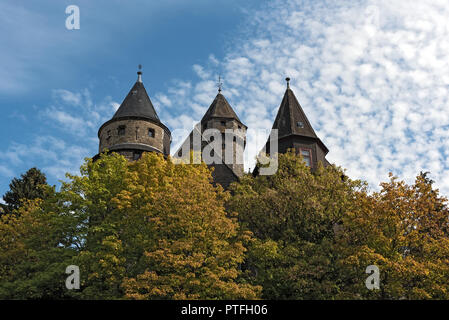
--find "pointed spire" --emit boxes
[272,81,318,140]
[112,69,160,122]
[201,92,244,125]
[266,78,329,156]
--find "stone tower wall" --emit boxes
[99,119,171,156]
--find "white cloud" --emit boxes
[0,135,90,184]
[155,93,172,108]
[0,165,14,178]
[157,0,449,194]
[40,89,119,138]
[193,64,211,80]
[1,89,120,188]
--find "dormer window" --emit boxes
[300,148,312,167]
[297,121,304,128]
[178,150,182,157]
[118,125,126,136]
[148,128,155,138]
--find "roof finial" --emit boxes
[137,64,143,83]
[217,75,223,93]
[286,77,291,89]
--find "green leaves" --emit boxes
[0,152,260,299]
[229,151,449,300]
[1,151,448,299]
[1,167,48,216]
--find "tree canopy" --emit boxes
[0,151,448,299]
[1,167,48,216]
[0,152,260,299]
[228,151,449,299]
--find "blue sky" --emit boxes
[2,0,449,198]
[0,0,263,196]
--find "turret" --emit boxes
[263,77,329,169]
[96,68,171,161]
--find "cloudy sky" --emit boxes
[1,0,449,197]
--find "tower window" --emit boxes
[210,136,214,142]
[297,121,305,128]
[300,148,312,167]
[118,125,126,136]
[148,128,155,138]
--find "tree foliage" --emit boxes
[0,153,260,299]
[1,151,449,299]
[228,151,365,299]
[1,168,48,215]
[338,172,449,299]
[228,151,449,299]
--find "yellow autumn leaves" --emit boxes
[0,151,448,299]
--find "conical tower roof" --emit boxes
[270,78,328,154]
[201,93,244,126]
[272,86,318,139]
[112,71,160,122]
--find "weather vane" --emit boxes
[138,64,142,71]
[217,75,223,93]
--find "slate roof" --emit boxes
[201,93,245,126]
[272,88,318,139]
[112,75,160,122]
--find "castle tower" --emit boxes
[175,90,247,189]
[264,78,329,169]
[96,69,171,161]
